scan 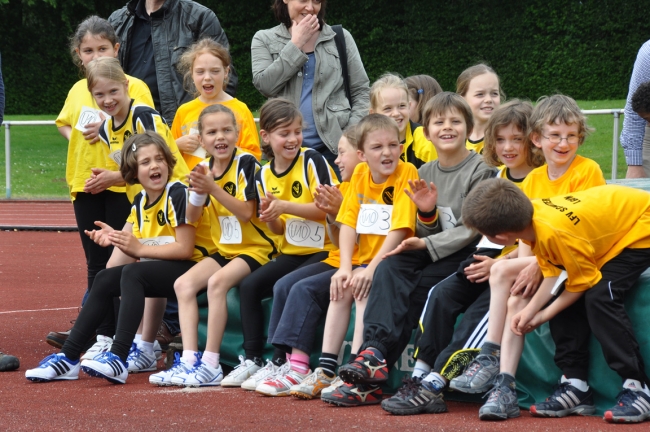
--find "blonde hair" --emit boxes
[482,99,545,168]
[404,75,443,124]
[86,57,127,92]
[341,124,359,150]
[259,98,303,160]
[177,38,231,97]
[531,94,592,145]
[421,92,474,137]
[370,73,409,111]
[456,63,505,101]
[355,114,400,152]
[121,131,176,185]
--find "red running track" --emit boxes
[0,200,76,230]
[1,230,648,430]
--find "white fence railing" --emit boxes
[1,110,625,199]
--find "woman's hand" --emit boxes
[314,184,343,217]
[84,221,114,247]
[84,168,121,194]
[290,14,320,50]
[405,179,438,213]
[176,134,201,154]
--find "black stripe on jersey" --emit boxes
[132,105,159,132]
[209,149,237,181]
[238,154,261,201]
[504,167,525,183]
[166,182,189,224]
[195,245,209,257]
[112,99,135,132]
[403,145,424,169]
[303,148,335,188]
[270,148,302,178]
[98,121,110,148]
[250,221,278,261]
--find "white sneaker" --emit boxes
[321,376,344,397]
[81,335,113,361]
[153,340,163,360]
[25,353,80,382]
[168,353,203,386]
[290,367,335,399]
[222,355,262,387]
[241,360,282,391]
[256,363,310,397]
[149,352,193,386]
[179,360,223,387]
[81,352,128,384]
[126,343,157,373]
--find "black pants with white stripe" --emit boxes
[413,271,490,370]
[550,247,650,384]
[360,245,476,368]
[61,260,195,362]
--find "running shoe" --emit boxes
[222,355,262,387]
[0,351,19,372]
[153,340,163,361]
[81,352,128,384]
[338,349,388,385]
[241,360,284,391]
[126,343,157,373]
[180,360,223,387]
[321,382,383,407]
[604,389,650,423]
[256,364,309,397]
[25,353,79,382]
[478,374,520,420]
[149,352,194,386]
[381,376,447,415]
[321,376,344,397]
[290,367,335,399]
[449,354,499,394]
[81,335,113,361]
[530,380,595,417]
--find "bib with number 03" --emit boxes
[138,236,175,261]
[437,206,457,231]
[284,218,325,249]
[219,216,243,244]
[356,204,393,235]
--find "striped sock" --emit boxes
[318,352,338,377]
[289,352,310,374]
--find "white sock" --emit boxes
[413,360,432,379]
[133,334,142,344]
[182,350,198,366]
[623,379,650,397]
[139,340,154,355]
[423,372,447,390]
[202,351,220,369]
[561,375,589,392]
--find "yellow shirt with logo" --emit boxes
[255,148,338,256]
[171,97,261,169]
[200,149,278,265]
[524,186,650,292]
[56,76,154,200]
[521,155,606,200]
[127,181,213,262]
[322,182,360,268]
[401,121,437,169]
[466,137,485,154]
[98,101,190,202]
[337,161,418,266]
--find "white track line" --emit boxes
[0,306,77,315]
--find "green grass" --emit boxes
[0,101,628,199]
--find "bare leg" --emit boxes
[351,296,368,354]
[321,288,354,355]
[499,294,531,376]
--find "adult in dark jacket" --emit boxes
[109,0,238,124]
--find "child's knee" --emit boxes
[506,294,527,312]
[206,274,231,299]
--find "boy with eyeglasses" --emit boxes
[450,95,608,420]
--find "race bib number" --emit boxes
[356,204,393,235]
[138,236,175,262]
[219,216,243,244]
[551,270,568,296]
[189,128,207,159]
[476,235,505,250]
[75,106,107,132]
[437,206,457,231]
[285,218,325,249]
[108,149,122,166]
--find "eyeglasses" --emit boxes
[541,134,580,145]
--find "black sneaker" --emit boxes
[604,389,650,423]
[381,376,448,415]
[321,382,383,407]
[0,351,20,372]
[338,349,388,385]
[478,374,520,420]
[530,381,595,417]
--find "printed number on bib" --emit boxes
[109,150,122,166]
[138,236,175,261]
[285,218,325,249]
[219,216,243,244]
[437,206,457,231]
[189,128,207,159]
[356,204,392,235]
[75,106,107,132]
[476,235,505,250]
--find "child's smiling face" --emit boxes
[463,72,501,125]
[372,88,410,138]
[424,107,468,154]
[495,123,526,170]
[532,121,580,168]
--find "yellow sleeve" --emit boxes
[338,169,362,229]
[576,159,606,190]
[55,85,79,128]
[307,152,339,197]
[539,231,601,293]
[171,108,184,140]
[412,126,437,165]
[129,78,155,109]
[390,164,419,235]
[126,206,142,239]
[235,105,262,161]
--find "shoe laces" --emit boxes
[39,353,64,367]
[96,352,120,364]
[127,343,142,359]
[615,389,643,407]
[232,355,248,370]
[463,359,483,377]
[396,376,421,397]
[251,360,276,379]
[170,352,182,368]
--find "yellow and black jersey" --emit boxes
[400,120,437,169]
[56,76,154,200]
[466,137,485,154]
[497,167,526,189]
[255,148,339,255]
[127,181,212,262]
[98,100,190,202]
[201,148,278,264]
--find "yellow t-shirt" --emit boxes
[337,161,418,266]
[401,121,437,169]
[171,97,261,169]
[494,167,527,258]
[521,155,606,199]
[98,101,190,202]
[525,185,650,292]
[322,182,360,268]
[56,76,154,200]
[255,148,338,255]
[466,137,485,154]
[200,148,278,265]
[127,181,213,262]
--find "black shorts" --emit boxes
[208,252,263,273]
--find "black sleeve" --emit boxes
[168,182,189,225]
[239,154,261,201]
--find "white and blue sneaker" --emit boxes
[126,343,157,373]
[25,353,80,382]
[179,360,223,387]
[81,335,113,361]
[149,352,191,386]
[81,352,128,384]
[153,340,163,361]
[166,352,202,387]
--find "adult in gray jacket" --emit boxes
[251,0,369,172]
[109,0,238,124]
